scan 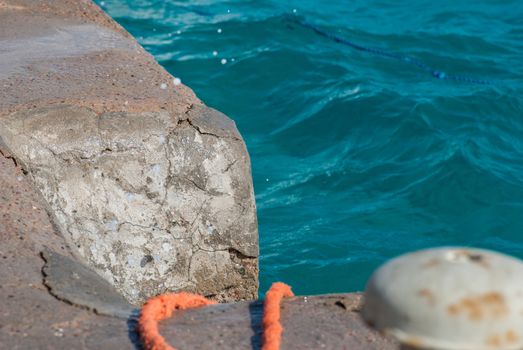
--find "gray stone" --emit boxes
[0,103,258,304]
[0,0,258,304]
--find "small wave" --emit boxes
[98,0,523,296]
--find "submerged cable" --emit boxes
[285,15,493,85]
[183,7,494,86]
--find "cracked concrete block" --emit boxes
[0,0,258,305]
[0,103,258,304]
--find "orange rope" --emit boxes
[262,282,294,350]
[137,282,294,350]
[138,292,216,350]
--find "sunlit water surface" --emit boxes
[96,0,523,296]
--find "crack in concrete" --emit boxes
[183,176,206,192]
[182,118,223,139]
[180,103,241,141]
[224,159,237,173]
[0,147,18,168]
[40,251,93,313]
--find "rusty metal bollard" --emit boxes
[362,247,523,350]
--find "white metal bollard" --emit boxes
[362,247,523,350]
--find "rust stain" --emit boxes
[422,258,440,268]
[417,289,436,306]
[487,334,502,347]
[486,331,518,348]
[447,292,507,321]
[403,336,424,348]
[506,330,518,344]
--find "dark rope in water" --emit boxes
[286,16,493,85]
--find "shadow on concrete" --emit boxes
[127,309,143,350]
[249,301,263,350]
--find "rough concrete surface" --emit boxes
[163,293,398,350]
[0,0,258,304]
[42,249,135,319]
[0,151,135,349]
[0,108,397,350]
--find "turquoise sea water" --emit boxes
[96,0,523,296]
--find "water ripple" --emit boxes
[97,0,523,296]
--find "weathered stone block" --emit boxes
[0,103,258,303]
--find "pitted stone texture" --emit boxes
[0,103,258,304]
